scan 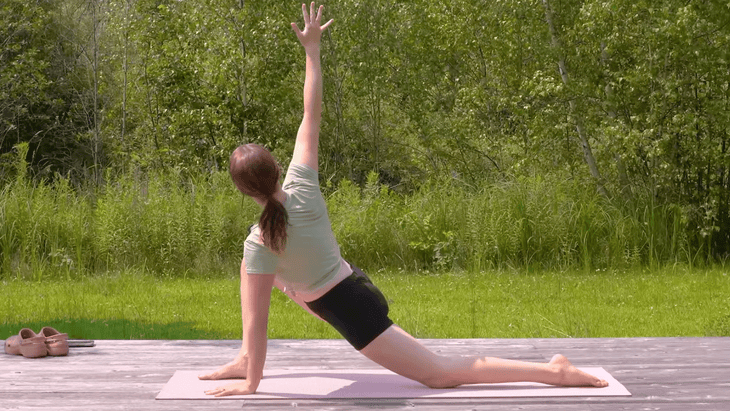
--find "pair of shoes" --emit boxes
[4,327,69,358]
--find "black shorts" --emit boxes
[306,264,393,350]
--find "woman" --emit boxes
[200,3,608,397]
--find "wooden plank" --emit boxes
[1,337,729,410]
[528,337,730,358]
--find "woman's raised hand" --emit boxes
[291,2,333,49]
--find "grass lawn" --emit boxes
[1,267,729,341]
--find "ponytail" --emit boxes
[260,196,288,254]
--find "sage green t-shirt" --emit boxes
[243,163,342,294]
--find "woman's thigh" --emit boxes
[359,324,447,386]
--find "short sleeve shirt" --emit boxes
[243,163,342,293]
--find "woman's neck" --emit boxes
[253,184,286,208]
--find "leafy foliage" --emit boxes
[2,0,729,266]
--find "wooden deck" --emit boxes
[1,337,729,410]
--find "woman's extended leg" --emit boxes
[359,325,608,389]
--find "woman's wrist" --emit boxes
[304,44,321,55]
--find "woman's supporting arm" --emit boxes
[198,258,256,381]
[204,269,275,397]
[290,2,333,172]
[240,272,275,392]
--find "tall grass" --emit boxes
[329,173,695,272]
[0,145,705,280]
[93,168,254,274]
[1,144,255,279]
[1,144,94,280]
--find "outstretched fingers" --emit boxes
[321,17,334,31]
[291,22,302,37]
[291,3,334,45]
[291,3,310,38]
[301,2,309,25]
[301,3,321,25]
[315,4,327,25]
[314,4,334,31]
[205,387,227,397]
[204,381,256,397]
[294,3,333,30]
[205,387,239,397]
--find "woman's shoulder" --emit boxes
[244,226,279,273]
[283,162,319,189]
[244,225,268,250]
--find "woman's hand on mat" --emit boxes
[205,380,257,397]
[198,356,248,380]
[291,2,333,50]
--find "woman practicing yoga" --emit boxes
[200,3,608,397]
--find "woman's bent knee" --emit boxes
[419,358,459,389]
[359,325,460,388]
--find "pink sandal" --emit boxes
[18,329,48,358]
[4,334,21,355]
[39,327,69,356]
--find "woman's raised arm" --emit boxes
[290,2,333,172]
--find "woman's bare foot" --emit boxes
[549,354,608,387]
[198,357,248,380]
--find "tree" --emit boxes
[0,0,95,182]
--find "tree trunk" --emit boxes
[542,0,609,198]
[141,50,162,167]
[89,0,103,185]
[238,0,247,141]
[121,0,130,156]
[601,42,632,200]
[719,129,729,256]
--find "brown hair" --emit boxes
[229,144,288,253]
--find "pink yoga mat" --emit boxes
[157,368,631,400]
